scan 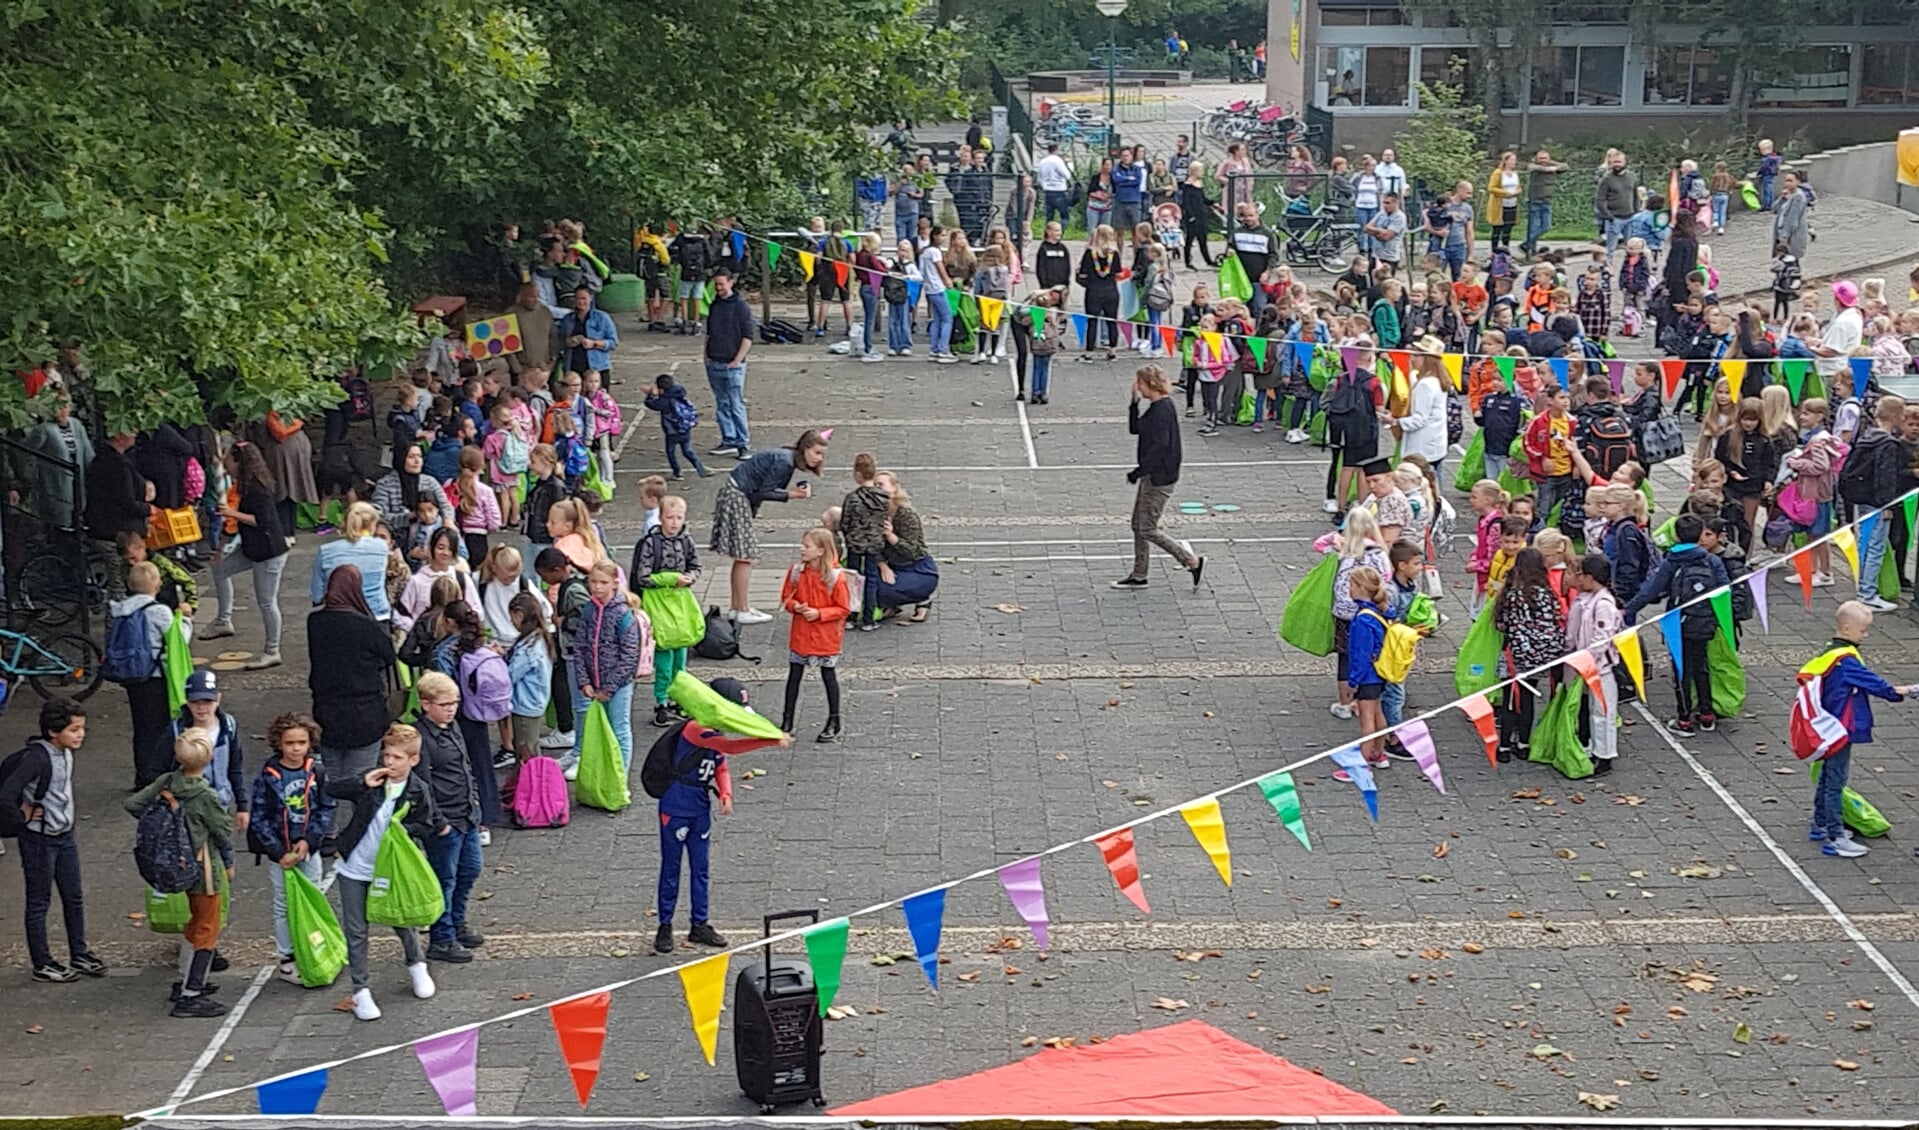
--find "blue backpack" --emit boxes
[671,397,699,434]
[103,606,159,684]
[558,434,589,478]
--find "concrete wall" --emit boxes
[1794,139,1919,216]
[1263,0,1310,112]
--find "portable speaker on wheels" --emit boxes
[733,910,826,1113]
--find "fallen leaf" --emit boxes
[1733,1023,1752,1044]
[1637,1069,1659,1081]
[1041,1036,1077,1049]
[1834,1059,1861,1072]
[1151,997,1190,1011]
[1174,950,1223,962]
[1667,1006,1689,1019]
[512,993,533,1001]
[633,1072,651,1082]
[1418,948,1450,961]
[1849,998,1875,1011]
[1771,1032,1792,1043]
[1101,780,1118,789]
[870,954,897,966]
[1327,897,1343,908]
[1428,1099,1448,1113]
[1400,1057,1418,1064]
[1303,984,1331,994]
[957,971,981,983]
[1614,795,1647,806]
[991,603,1026,614]
[1433,842,1450,858]
[24,1025,44,1035]
[1531,1043,1564,1060]
[1246,969,1262,980]
[1021,1036,1039,1047]
[609,948,630,958]
[127,912,146,922]
[1554,848,1578,860]
[1004,966,1023,976]
[1853,1019,1874,1031]
[1462,942,1486,954]
[1674,865,1722,879]
[1507,910,1526,919]
[475,891,495,901]
[1578,1092,1620,1111]
[332,996,357,1013]
[1678,973,1718,993]
[826,1005,860,1020]
[1512,787,1542,799]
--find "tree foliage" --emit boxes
[1392,82,1489,199]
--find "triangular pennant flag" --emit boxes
[1070,312,1089,347]
[1708,589,1735,646]
[1339,345,1360,375]
[1119,320,1135,347]
[1028,305,1046,336]
[1548,356,1570,388]
[1606,359,1626,392]
[818,427,834,441]
[1160,324,1177,354]
[414,1026,480,1117]
[1387,349,1411,377]
[945,286,964,311]
[548,993,611,1107]
[1397,719,1445,795]
[1905,493,1918,534]
[1246,336,1269,368]
[1179,798,1232,886]
[1202,331,1223,357]
[1565,650,1608,712]
[1781,358,1808,401]
[257,1069,328,1115]
[1256,771,1311,849]
[1612,629,1647,702]
[1494,355,1516,388]
[1658,609,1686,677]
[677,953,729,1065]
[730,231,747,263]
[978,296,1003,332]
[1851,357,1874,389]
[1459,694,1498,766]
[1719,358,1746,388]
[901,889,946,989]
[766,243,782,270]
[1293,340,1315,371]
[1747,571,1769,634]
[1093,828,1151,914]
[1661,358,1685,400]
[796,250,815,280]
[1442,352,1464,391]
[1833,526,1860,579]
[803,918,849,1017]
[906,279,922,307]
[1328,746,1378,819]
[1792,547,1815,608]
[996,857,1051,950]
[832,261,850,288]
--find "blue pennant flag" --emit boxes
[1328,746,1379,820]
[258,1068,329,1115]
[1548,357,1570,389]
[1859,509,1880,556]
[905,279,922,308]
[1850,357,1873,389]
[1292,340,1315,371]
[1070,312,1089,348]
[1659,608,1686,677]
[731,231,747,264]
[901,889,947,990]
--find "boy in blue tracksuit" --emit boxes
[654,677,789,955]
[1621,514,1729,736]
[249,713,335,984]
[1802,602,1915,858]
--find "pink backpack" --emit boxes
[511,755,571,828]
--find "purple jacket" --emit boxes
[571,596,649,693]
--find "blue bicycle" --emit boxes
[0,624,103,705]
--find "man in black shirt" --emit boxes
[703,270,757,458]
[84,431,153,599]
[1226,203,1277,316]
[1114,366,1204,590]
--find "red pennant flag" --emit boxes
[1159,324,1177,354]
[1792,547,1815,609]
[1459,694,1498,766]
[1564,650,1608,712]
[831,261,849,287]
[1660,358,1685,401]
[549,992,612,1107]
[1093,829,1150,915]
[1388,350,1410,376]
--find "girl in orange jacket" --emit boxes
[779,527,853,743]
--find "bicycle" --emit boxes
[0,623,103,703]
[11,542,108,629]
[1277,202,1359,273]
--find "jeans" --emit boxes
[1441,244,1465,280]
[17,828,87,968]
[1483,451,1509,483]
[268,854,325,957]
[1811,745,1851,840]
[1381,681,1405,729]
[1286,389,1320,429]
[571,681,636,770]
[423,826,483,946]
[338,875,423,989]
[1031,354,1053,399]
[704,362,749,451]
[1254,388,1282,423]
[664,432,705,477]
[1522,201,1552,251]
[1603,217,1631,257]
[846,551,882,625]
[1354,206,1377,253]
[653,646,688,705]
[658,806,713,924]
[1536,475,1578,527]
[859,288,881,355]
[1086,204,1112,233]
[894,208,918,244]
[926,290,954,356]
[1043,190,1070,226]
[1128,479,1195,580]
[1710,192,1729,230]
[1758,173,1775,211]
[887,299,913,352]
[215,551,287,653]
[1860,514,1893,601]
[859,199,885,234]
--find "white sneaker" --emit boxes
[1329,702,1355,720]
[1178,540,1195,563]
[731,607,773,625]
[541,730,575,750]
[479,827,491,847]
[861,353,884,364]
[1810,572,1834,588]
[899,347,912,356]
[1322,499,1340,515]
[970,355,984,364]
[563,762,579,781]
[351,987,382,1021]
[1862,595,1900,612]
[243,652,283,670]
[1824,833,1869,858]
[408,962,436,1000]
[1286,428,1306,443]
[277,960,302,986]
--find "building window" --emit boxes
[1754,46,1853,107]
[1320,6,1404,26]
[1860,43,1914,106]
[1643,45,1735,106]
[1532,45,1624,107]
[1319,45,1410,106]
[1554,4,1629,23]
[1419,45,1486,105]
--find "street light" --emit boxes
[1095,0,1126,158]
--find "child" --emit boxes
[1593,483,1654,619]
[406,494,455,569]
[1574,268,1610,340]
[1340,566,1393,777]
[117,530,197,620]
[579,369,622,487]
[1619,238,1650,311]
[1024,287,1066,405]
[638,475,668,534]
[633,496,703,727]
[652,677,790,955]
[482,403,530,530]
[125,731,232,1016]
[0,697,107,983]
[1492,547,1564,762]
[412,670,487,961]
[1523,385,1578,522]
[971,245,1010,362]
[1479,379,1524,484]
[325,724,444,1020]
[778,528,853,743]
[1622,513,1730,736]
[535,548,589,761]
[453,446,501,566]
[1466,480,1510,610]
[1192,313,1236,436]
[111,561,177,789]
[1532,527,1573,610]
[1786,397,1838,586]
[477,544,549,641]
[1522,263,1555,329]
[1328,508,1391,719]
[1377,540,1433,756]
[1804,602,1916,857]
[571,560,652,771]
[1565,554,1622,773]
[1486,514,1531,602]
[249,713,334,985]
[643,373,709,480]
[506,592,554,762]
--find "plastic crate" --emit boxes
[146,507,203,550]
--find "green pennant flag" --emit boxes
[946,286,965,310]
[1256,770,1311,851]
[1708,589,1735,646]
[802,917,849,1016]
[1494,355,1516,388]
[766,242,782,271]
[1780,359,1807,402]
[1903,493,1918,535]
[1246,336,1268,368]
[1029,305,1046,336]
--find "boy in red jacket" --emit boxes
[1523,386,1577,532]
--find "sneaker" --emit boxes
[653,704,674,728]
[199,621,235,641]
[492,748,517,770]
[1822,836,1869,858]
[1250,422,1263,433]
[1668,718,1696,737]
[861,353,884,363]
[934,354,958,365]
[1366,755,1390,770]
[1808,827,1830,842]
[408,962,436,999]
[457,926,485,949]
[540,730,575,750]
[1862,595,1899,612]
[898,347,912,356]
[654,923,675,954]
[478,827,490,846]
[1198,425,1219,436]
[730,607,773,625]
[171,993,229,1019]
[1329,702,1354,720]
[1591,757,1613,775]
[708,444,740,456]
[351,987,382,1021]
[1190,555,1206,590]
[563,762,579,781]
[426,941,473,964]
[1322,499,1340,514]
[31,962,77,984]
[1332,769,1354,783]
[1110,576,1148,589]
[68,952,107,977]
[1698,713,1718,732]
[1286,428,1307,443]
[1811,571,1835,588]
[969,355,984,365]
[1382,741,1416,761]
[277,960,302,985]
[687,922,728,948]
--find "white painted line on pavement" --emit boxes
[1004,349,1039,469]
[1632,700,1919,1012]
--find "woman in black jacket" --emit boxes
[1077,224,1123,359]
[1178,162,1215,268]
[308,565,400,792]
[203,441,289,667]
[1661,210,1700,304]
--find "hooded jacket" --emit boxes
[1809,639,1905,745]
[248,756,335,859]
[838,484,892,556]
[571,597,649,694]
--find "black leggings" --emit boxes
[783,662,842,724]
[1674,635,1713,720]
[551,653,575,734]
[1013,323,1032,391]
[1182,222,1213,268]
[1084,290,1120,348]
[1497,679,1537,750]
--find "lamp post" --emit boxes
[1095,0,1126,158]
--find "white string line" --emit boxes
[138,487,1919,1118]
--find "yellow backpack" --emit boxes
[1360,609,1419,684]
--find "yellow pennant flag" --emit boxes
[678,952,730,1065]
[1179,798,1232,887]
[796,250,815,281]
[1611,629,1647,703]
[1201,331,1223,357]
[1441,353,1464,391]
[978,296,1003,332]
[1720,358,1747,387]
[1832,527,1860,578]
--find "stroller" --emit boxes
[1153,202,1183,256]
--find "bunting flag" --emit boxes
[1708,589,1735,646]
[1494,355,1516,387]
[1851,357,1873,388]
[1396,720,1445,795]
[1070,312,1089,347]
[1548,356,1569,388]
[548,993,611,1107]
[1202,331,1223,357]
[1028,305,1046,336]
[1748,571,1769,633]
[1833,526,1860,579]
[730,231,747,264]
[1792,547,1816,607]
[1905,494,1919,536]
[1093,828,1151,914]
[1613,629,1647,702]
[766,243,782,271]
[978,296,1004,332]
[901,889,946,989]
[1292,340,1315,371]
[945,286,964,312]
[1246,336,1269,368]
[1339,345,1361,375]
[677,953,729,1066]
[803,918,849,1017]
[1720,358,1747,388]
[1661,358,1685,400]
[796,250,816,280]
[1256,771,1311,849]
[1459,694,1498,765]
[1387,349,1410,377]
[414,1026,481,1117]
[996,857,1052,950]
[1179,799,1232,887]
[1160,324,1178,354]
[1328,746,1379,820]
[1565,650,1608,712]
[906,279,922,308]
[1605,359,1626,392]
[257,1069,328,1115]
[832,261,850,288]
[1658,609,1686,677]
[1442,352,1464,391]
[1119,320,1135,347]
[1781,358,1808,401]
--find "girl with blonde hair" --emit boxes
[1328,507,1390,720]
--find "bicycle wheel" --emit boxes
[1316,231,1353,274]
[14,553,83,628]
[27,632,104,701]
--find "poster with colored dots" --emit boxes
[464,314,524,358]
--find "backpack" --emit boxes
[1145,270,1176,312]
[640,726,704,799]
[134,794,201,894]
[670,397,699,434]
[103,605,159,684]
[792,564,861,617]
[1358,609,1419,684]
[1579,410,1637,481]
[510,755,571,829]
[761,318,805,345]
[691,606,762,663]
[457,647,513,723]
[183,456,206,504]
[342,374,374,422]
[1791,649,1858,761]
[881,273,908,305]
[1322,370,1372,427]
[1837,438,1880,505]
[1669,554,1721,635]
[557,433,589,479]
[499,430,530,475]
[1619,304,1643,338]
[0,745,47,839]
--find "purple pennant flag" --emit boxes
[1605,359,1626,393]
[257,1068,328,1115]
[415,1026,480,1117]
[1747,571,1769,634]
[1338,345,1360,376]
[1328,745,1379,820]
[905,279,922,308]
[1397,719,1445,795]
[1119,320,1135,347]
[996,856,1051,950]
[1548,357,1570,389]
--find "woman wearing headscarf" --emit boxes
[307,565,400,804]
[870,471,940,622]
[370,445,448,532]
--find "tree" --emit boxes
[1392,82,1489,201]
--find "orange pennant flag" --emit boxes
[832,261,849,288]
[1792,547,1815,608]
[1159,324,1177,354]
[1093,828,1150,915]
[1388,350,1411,376]
[1459,694,1498,766]
[1660,358,1685,401]
[549,992,611,1107]
[1564,650,1608,713]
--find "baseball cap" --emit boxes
[184,670,220,702]
[710,677,749,706]
[1833,279,1859,307]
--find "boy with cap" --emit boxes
[156,670,249,972]
[652,677,791,955]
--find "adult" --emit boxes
[1362,193,1408,275]
[1326,155,1355,213]
[704,269,756,456]
[1036,143,1072,228]
[949,148,994,241]
[1112,147,1146,234]
[395,528,480,632]
[507,282,556,374]
[1227,202,1278,314]
[310,501,395,623]
[1147,157,1176,208]
[1374,148,1408,200]
[259,411,317,536]
[1034,220,1073,293]
[12,393,93,531]
[135,424,196,513]
[1485,151,1521,254]
[1812,280,1866,390]
[893,160,925,244]
[202,441,290,668]
[1438,180,1475,281]
[306,565,398,800]
[1521,148,1570,255]
[1114,365,1204,590]
[1772,170,1812,261]
[1283,145,1317,198]
[1006,174,1036,264]
[871,471,939,622]
[1076,224,1123,358]
[1662,210,1702,303]
[1351,155,1383,251]
[1085,157,1116,235]
[1217,143,1254,213]
[709,430,827,624]
[1178,161,1215,269]
[83,430,153,600]
[370,445,447,533]
[1396,338,1450,477]
[1169,135,1196,182]
[557,285,618,383]
[1595,150,1639,259]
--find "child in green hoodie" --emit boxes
[125,730,233,1017]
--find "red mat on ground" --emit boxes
[829,1019,1398,1118]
